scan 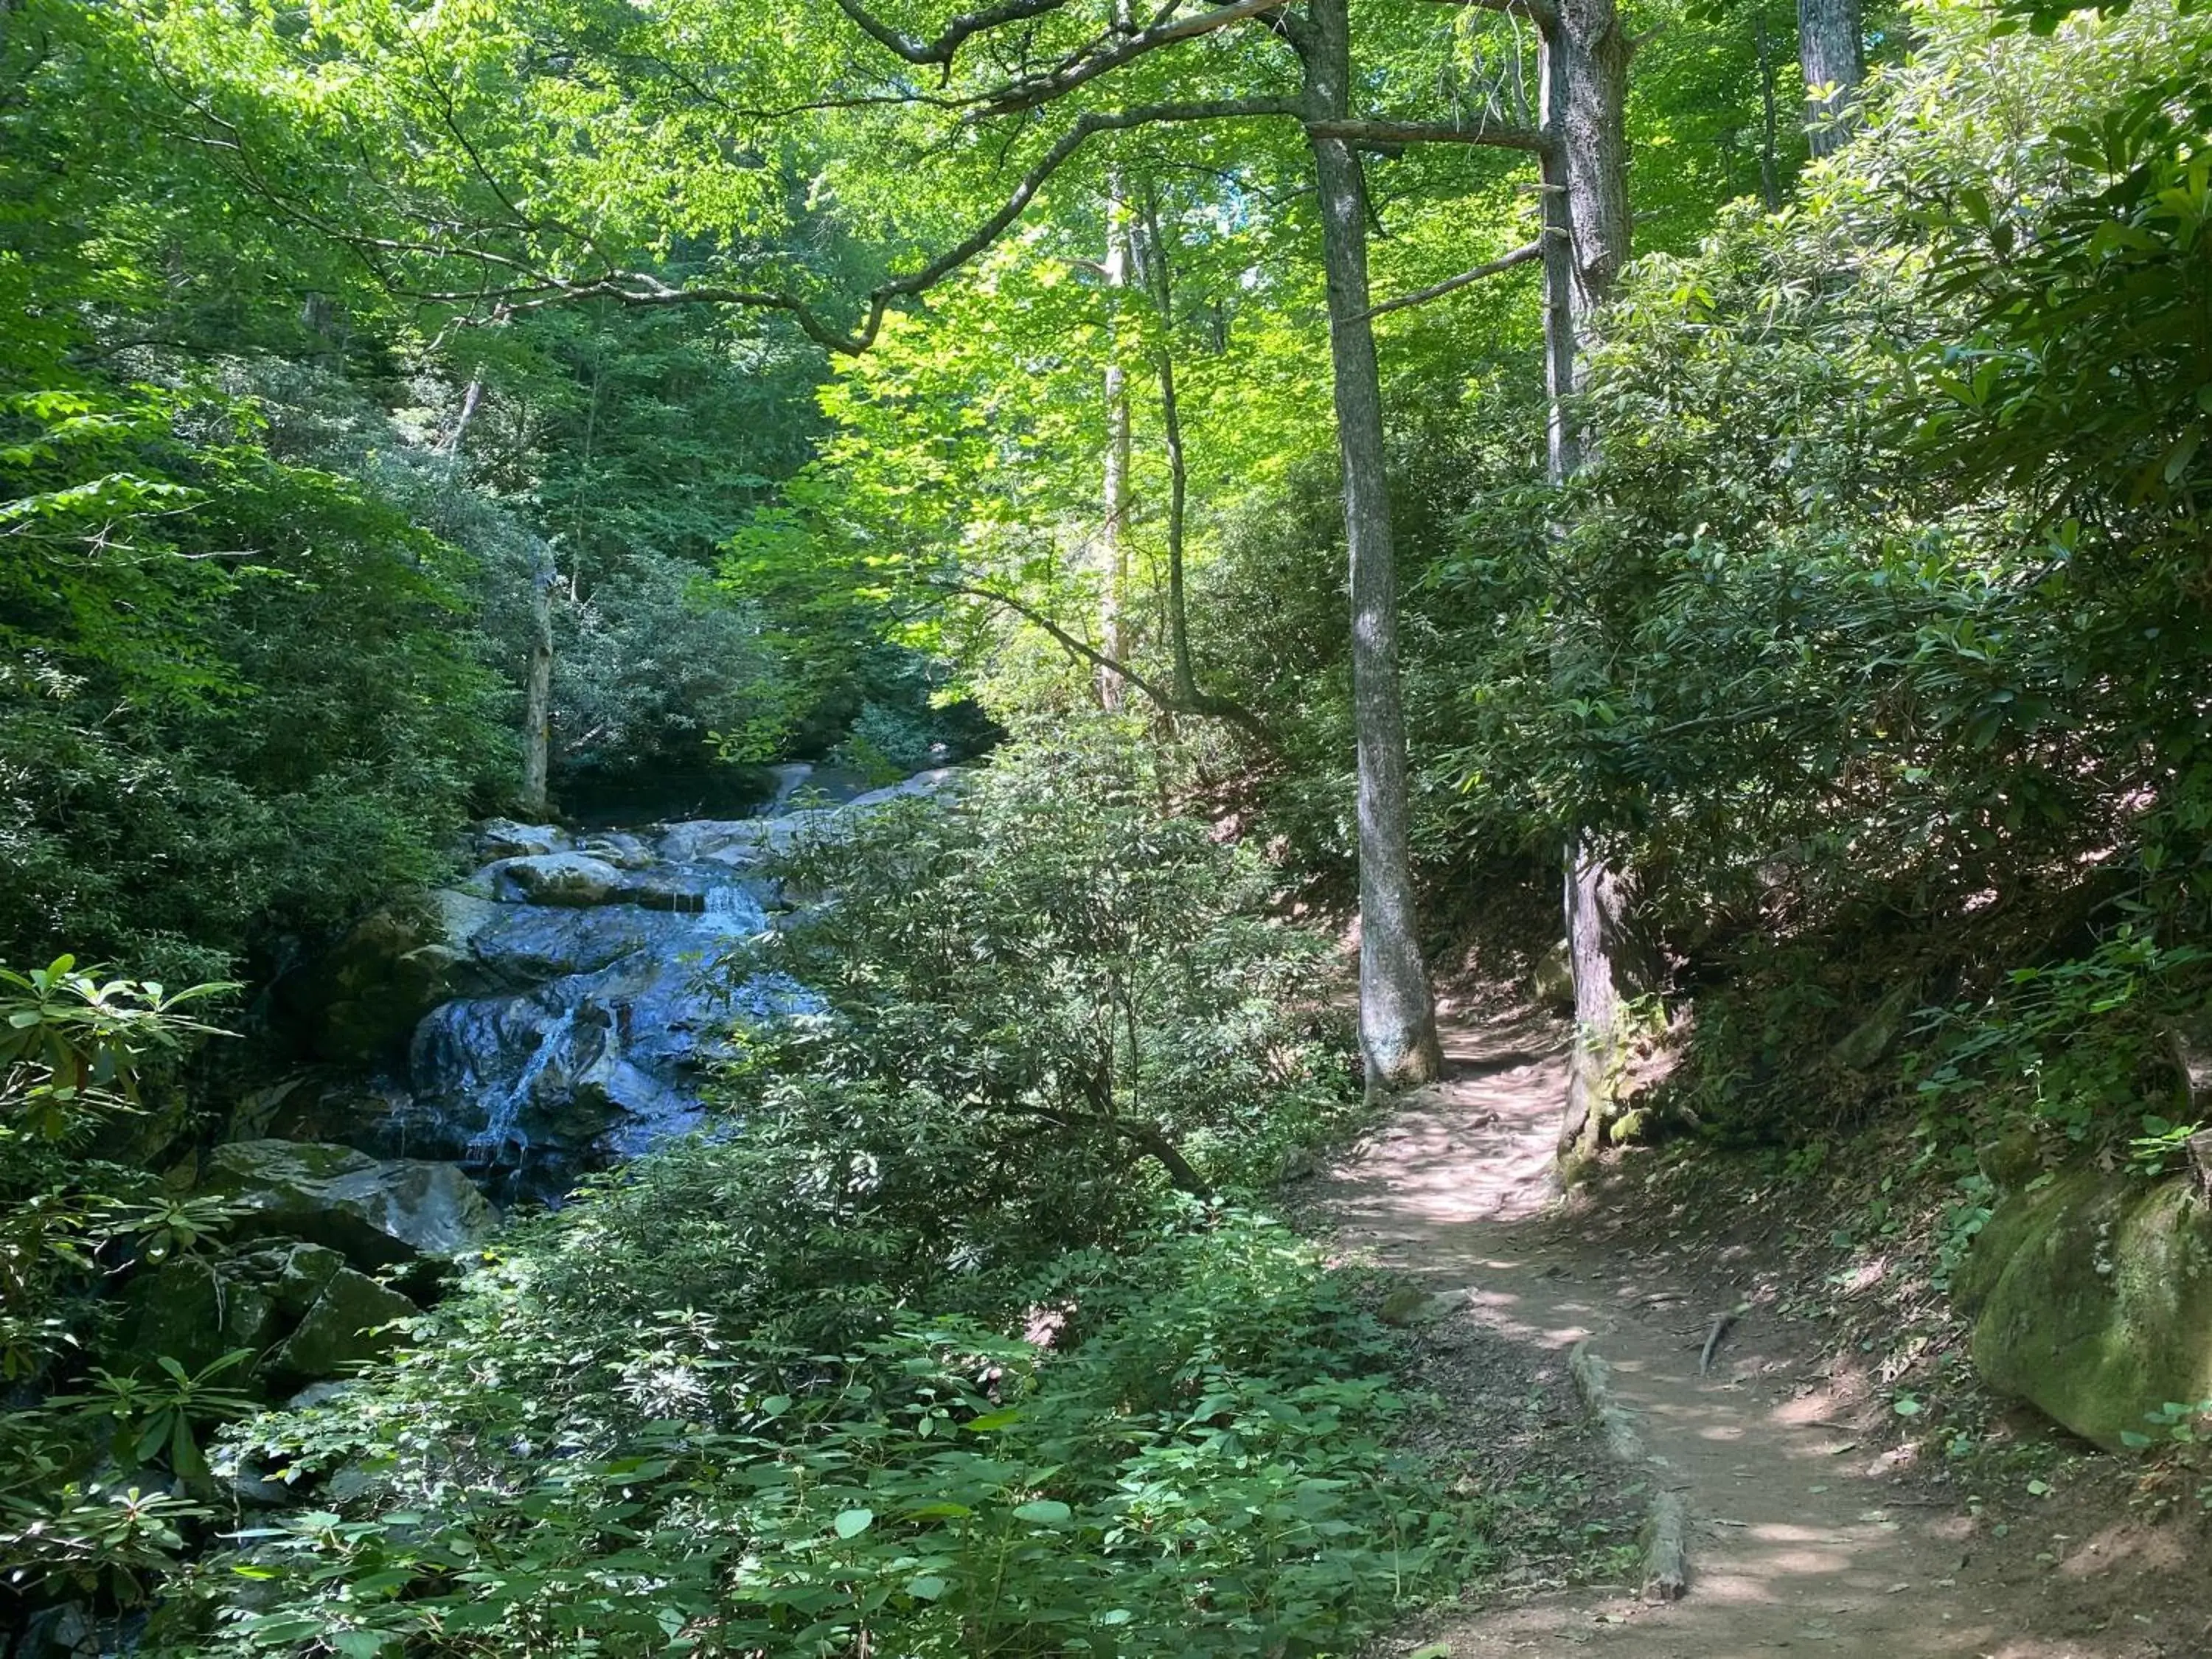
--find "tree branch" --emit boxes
[982,0,1293,114]
[483,97,1295,353]
[1359,237,1543,319]
[830,0,1074,68]
[1005,1100,1212,1196]
[1419,0,1559,32]
[1306,116,1555,157]
[936,580,1271,742]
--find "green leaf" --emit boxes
[834,1507,874,1540]
[1012,1499,1072,1527]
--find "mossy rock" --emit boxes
[1957,1166,2212,1450]
[204,1140,497,1270]
[310,891,503,1062]
[116,1258,280,1376]
[265,1265,418,1385]
[1830,984,1918,1072]
[1531,941,1575,1012]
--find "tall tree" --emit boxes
[1798,0,1865,155]
[171,0,1527,1087]
[1532,0,1647,1166]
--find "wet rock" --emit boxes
[257,1240,349,1315]
[840,766,964,810]
[266,1266,417,1384]
[576,831,656,869]
[489,852,626,907]
[657,818,774,864]
[476,819,569,860]
[470,904,703,981]
[228,1075,417,1148]
[305,891,506,1062]
[203,1141,496,1269]
[1955,1165,2212,1450]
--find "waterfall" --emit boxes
[463,1003,577,1169]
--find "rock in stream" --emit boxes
[325,766,961,1203]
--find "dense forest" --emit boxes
[4,0,2211,1652]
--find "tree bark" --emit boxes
[521,549,555,816]
[1295,0,1444,1093]
[1797,0,1865,158]
[1540,0,1647,1168]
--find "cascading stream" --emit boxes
[383,766,959,1203]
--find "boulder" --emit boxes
[839,767,964,811]
[265,1265,417,1384]
[116,1258,279,1375]
[470,904,699,981]
[488,852,625,907]
[476,819,569,860]
[203,1141,496,1269]
[308,891,504,1060]
[575,832,655,870]
[227,1075,417,1148]
[1955,1165,2212,1450]
[1831,984,1919,1072]
[658,818,774,864]
[1531,940,1574,1012]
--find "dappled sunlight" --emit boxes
[1313,1009,2156,1658]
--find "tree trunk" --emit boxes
[1298,0,1444,1093]
[1755,9,1783,209]
[1541,0,1647,1168]
[521,549,555,817]
[1797,0,1865,157]
[1098,179,1133,711]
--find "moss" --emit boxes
[1961,1166,2212,1450]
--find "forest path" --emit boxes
[1310,1004,2160,1659]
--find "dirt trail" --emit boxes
[1313,1007,2172,1659]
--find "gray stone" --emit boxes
[576,832,655,869]
[476,819,569,860]
[203,1141,496,1269]
[838,767,964,811]
[658,818,776,864]
[227,1077,417,1147]
[470,904,700,981]
[307,891,506,1061]
[1831,984,1919,1071]
[267,1266,417,1382]
[1531,940,1574,1011]
[488,852,626,907]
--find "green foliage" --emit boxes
[147,734,1460,1653]
[0,959,242,1602]
[182,1212,1464,1658]
[749,722,1357,1223]
[1908,931,2210,1150]
[55,1353,260,1487]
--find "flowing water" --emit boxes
[382,766,958,1203]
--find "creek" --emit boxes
[324,765,956,1205]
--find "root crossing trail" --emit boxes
[1312,1006,2163,1659]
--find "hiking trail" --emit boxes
[1311,1004,2182,1659]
